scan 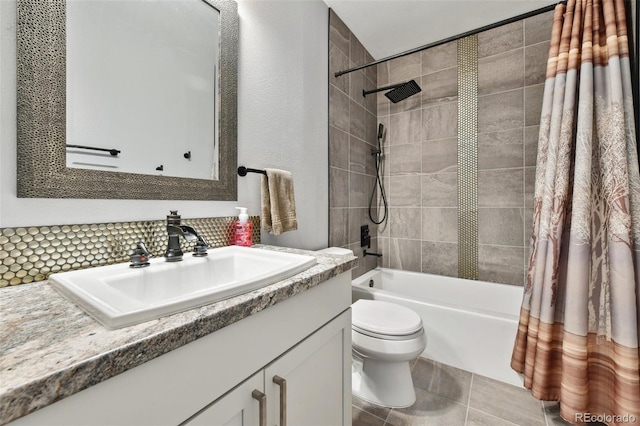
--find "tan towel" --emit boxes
[261,168,298,235]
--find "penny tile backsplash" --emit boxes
[0,216,260,287]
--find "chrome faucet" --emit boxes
[165,210,209,261]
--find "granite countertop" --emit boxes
[0,245,356,425]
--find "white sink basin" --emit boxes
[49,246,317,329]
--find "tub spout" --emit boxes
[363,250,382,257]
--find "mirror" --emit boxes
[16,0,238,200]
[66,0,220,180]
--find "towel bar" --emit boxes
[238,166,267,176]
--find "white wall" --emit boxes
[0,0,329,250]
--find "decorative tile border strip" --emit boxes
[457,35,479,280]
[0,216,260,287]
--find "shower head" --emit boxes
[363,80,422,104]
[384,80,421,103]
[377,123,384,140]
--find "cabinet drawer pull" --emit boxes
[252,389,267,426]
[272,375,287,426]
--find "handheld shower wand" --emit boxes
[369,123,388,225]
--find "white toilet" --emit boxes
[316,247,427,408]
[351,299,427,408]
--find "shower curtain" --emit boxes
[510,0,640,424]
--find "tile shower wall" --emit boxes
[375,12,553,286]
[328,10,381,277]
[328,9,553,284]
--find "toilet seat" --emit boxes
[352,300,423,340]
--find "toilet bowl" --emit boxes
[351,299,427,408]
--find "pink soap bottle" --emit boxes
[234,207,253,247]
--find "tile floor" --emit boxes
[352,357,605,426]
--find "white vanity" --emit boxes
[0,246,355,425]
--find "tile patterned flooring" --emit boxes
[352,357,603,426]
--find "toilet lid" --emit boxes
[352,300,423,337]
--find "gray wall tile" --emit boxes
[329,84,350,133]
[329,208,349,247]
[389,238,422,272]
[365,51,377,84]
[422,138,457,174]
[423,102,458,140]
[350,98,366,140]
[390,110,422,145]
[377,62,389,86]
[478,208,524,246]
[388,54,421,85]
[329,43,349,94]
[389,207,421,239]
[478,20,523,58]
[525,10,554,46]
[421,67,458,105]
[364,81,378,115]
[422,241,458,277]
[389,144,422,175]
[364,110,379,153]
[422,40,457,75]
[478,48,524,96]
[422,207,458,243]
[525,166,536,207]
[329,126,349,170]
[478,168,524,208]
[390,175,421,207]
[478,89,524,134]
[525,42,550,86]
[378,235,390,267]
[350,171,366,208]
[525,84,545,127]
[524,125,539,167]
[478,244,525,285]
[328,9,349,58]
[422,173,457,207]
[350,35,365,67]
[350,135,369,174]
[349,69,366,107]
[330,167,349,208]
[478,128,524,170]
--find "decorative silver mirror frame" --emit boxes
[16,0,238,200]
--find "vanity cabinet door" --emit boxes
[184,372,263,426]
[265,310,351,426]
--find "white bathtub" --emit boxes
[352,268,525,387]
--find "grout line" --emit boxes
[464,373,474,425]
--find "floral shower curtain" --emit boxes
[510,0,640,424]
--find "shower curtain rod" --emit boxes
[334,1,567,78]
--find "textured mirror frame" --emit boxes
[16,0,238,200]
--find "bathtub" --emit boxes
[352,268,525,387]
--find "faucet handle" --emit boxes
[130,241,153,268]
[193,235,209,257]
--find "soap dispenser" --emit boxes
[234,207,253,247]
